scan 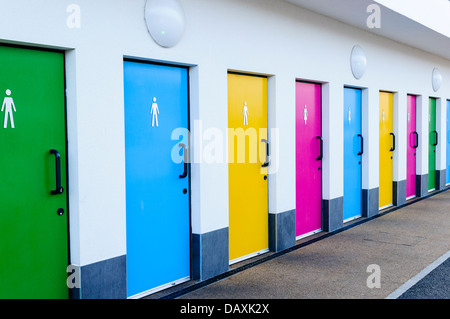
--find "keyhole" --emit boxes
[57,208,64,216]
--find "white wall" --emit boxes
[436,98,447,173]
[0,0,449,267]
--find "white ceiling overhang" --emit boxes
[284,0,450,60]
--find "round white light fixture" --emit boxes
[145,0,185,48]
[432,68,442,92]
[350,45,367,80]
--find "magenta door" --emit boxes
[406,95,418,198]
[296,81,322,237]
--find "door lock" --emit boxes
[57,208,64,216]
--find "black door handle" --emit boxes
[433,131,438,146]
[50,149,64,195]
[316,136,323,161]
[413,131,419,149]
[357,134,364,155]
[390,133,395,152]
[179,143,188,179]
[261,139,270,167]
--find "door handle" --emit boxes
[390,133,395,152]
[261,139,270,168]
[50,149,64,195]
[413,131,419,149]
[357,134,364,156]
[316,136,323,161]
[433,131,438,146]
[179,143,188,179]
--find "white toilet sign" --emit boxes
[242,101,249,126]
[303,105,308,125]
[151,97,159,127]
[348,107,352,124]
[1,89,16,129]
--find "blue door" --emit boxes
[124,61,190,298]
[343,88,363,221]
[447,100,450,185]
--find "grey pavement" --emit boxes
[154,188,450,300]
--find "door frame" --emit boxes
[428,97,438,192]
[406,94,418,200]
[227,70,270,265]
[343,86,363,223]
[379,90,396,210]
[447,99,450,186]
[295,80,323,240]
[0,42,72,298]
[123,58,193,297]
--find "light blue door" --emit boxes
[124,61,190,298]
[343,88,363,221]
[447,100,450,185]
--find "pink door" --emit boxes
[406,95,418,198]
[296,82,322,237]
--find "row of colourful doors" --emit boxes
[379,93,443,208]
[123,66,327,297]
[125,62,450,298]
[2,49,450,298]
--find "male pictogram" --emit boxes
[348,107,352,124]
[242,101,249,126]
[304,105,308,125]
[1,89,16,129]
[151,97,159,127]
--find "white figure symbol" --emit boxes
[348,107,352,124]
[242,101,249,126]
[151,97,159,127]
[1,89,16,129]
[304,105,308,125]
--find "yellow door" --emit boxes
[228,73,268,263]
[379,92,394,208]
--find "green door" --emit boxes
[0,46,69,298]
[428,98,437,191]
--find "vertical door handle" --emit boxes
[413,131,419,149]
[261,139,270,167]
[179,143,188,179]
[433,131,438,146]
[357,134,364,155]
[316,136,323,161]
[50,149,64,195]
[390,133,396,152]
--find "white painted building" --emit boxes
[0,0,449,298]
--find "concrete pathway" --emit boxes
[178,189,449,299]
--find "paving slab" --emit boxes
[179,189,450,299]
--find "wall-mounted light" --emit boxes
[350,45,367,80]
[432,68,442,92]
[145,0,185,48]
